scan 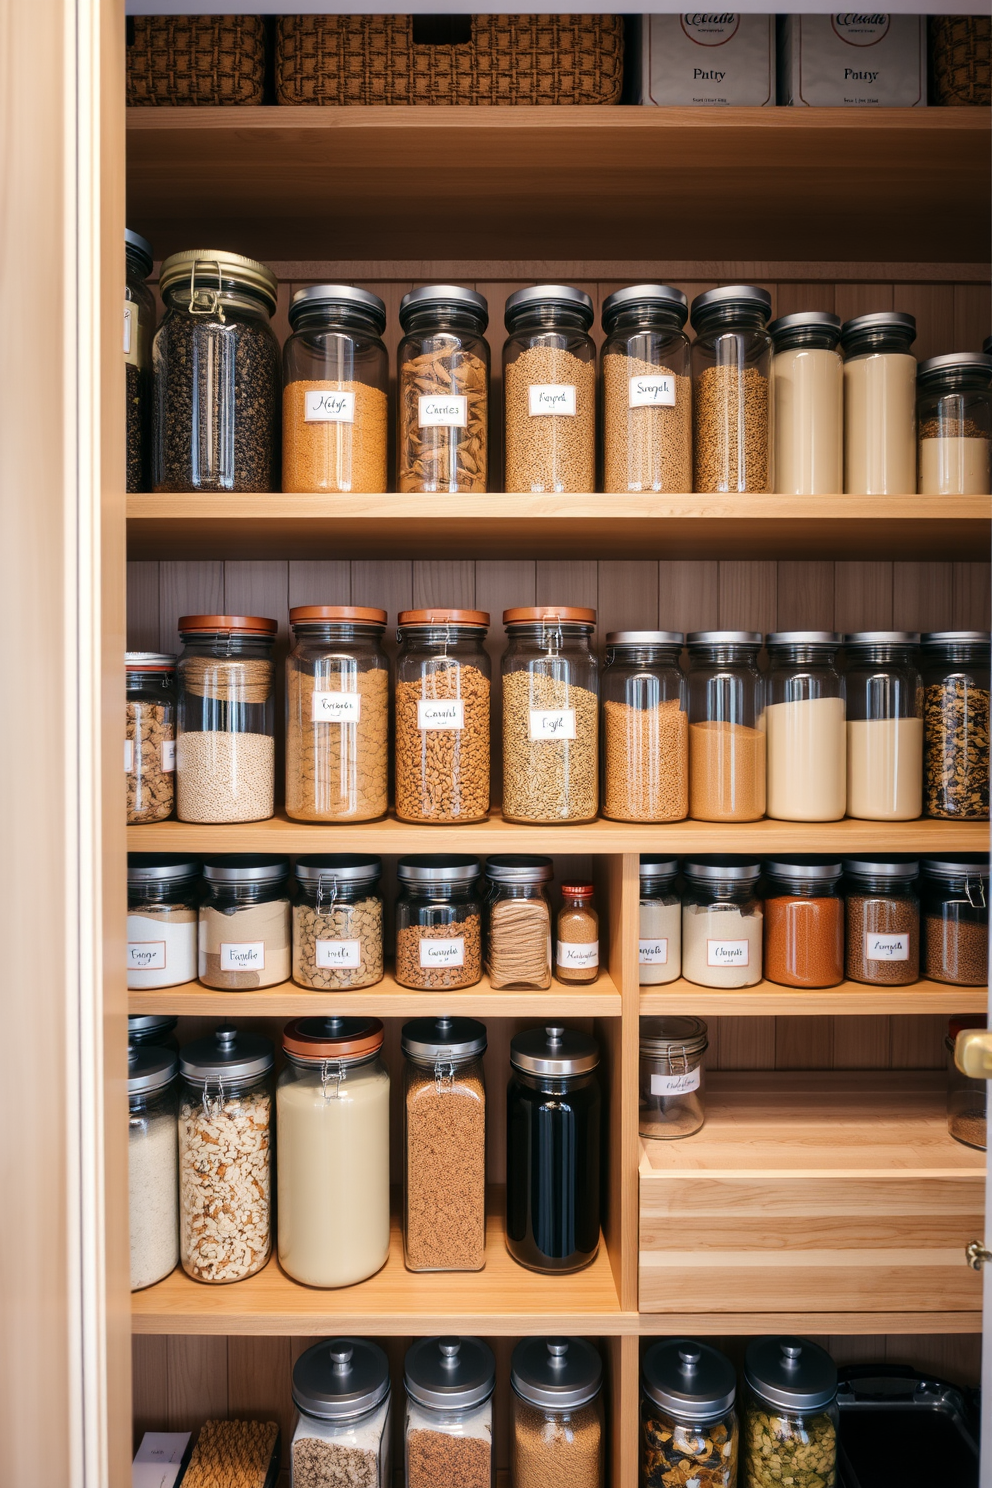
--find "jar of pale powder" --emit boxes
[198,855,291,990]
[842,311,917,495]
[764,631,845,822]
[844,632,923,821]
[682,858,763,988]
[127,853,199,989]
[769,311,843,496]
[639,856,681,986]
[128,1043,178,1291]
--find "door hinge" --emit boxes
[966,1240,992,1270]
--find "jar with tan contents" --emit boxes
[395,855,483,991]
[687,632,765,822]
[404,1338,495,1488]
[292,855,384,991]
[556,884,599,984]
[601,631,687,822]
[601,284,691,494]
[485,855,553,990]
[845,632,923,821]
[691,285,772,493]
[917,352,992,496]
[511,1337,605,1488]
[842,312,917,495]
[682,858,763,989]
[397,285,489,493]
[764,632,846,822]
[920,856,988,987]
[126,651,176,824]
[504,286,596,494]
[198,856,291,990]
[769,311,843,496]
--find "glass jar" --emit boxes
[125,228,155,492]
[175,613,277,824]
[128,1013,179,1053]
[404,1337,496,1488]
[198,855,291,990]
[501,606,600,824]
[682,858,763,988]
[769,311,843,496]
[844,632,923,821]
[291,1338,392,1488]
[511,1337,605,1488]
[484,854,553,990]
[402,1016,487,1273]
[503,286,596,494]
[152,249,281,493]
[641,1338,737,1488]
[763,859,845,989]
[844,858,920,986]
[602,284,692,494]
[282,284,388,494]
[639,1016,708,1139]
[506,1025,601,1274]
[395,855,483,990]
[687,631,765,822]
[945,1019,987,1150]
[292,855,383,991]
[395,609,491,824]
[690,285,772,493]
[639,856,681,986]
[601,631,688,822]
[397,285,489,493]
[127,853,199,989]
[921,857,989,986]
[556,883,599,985]
[177,1028,274,1283]
[277,1017,390,1288]
[742,1337,838,1488]
[126,651,176,824]
[841,312,917,495]
[286,605,389,823]
[922,629,991,820]
[128,1043,179,1291]
[765,632,846,822]
[917,353,992,496]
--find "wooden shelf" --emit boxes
[641,977,988,1018]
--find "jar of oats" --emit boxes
[742,1337,838,1488]
[601,631,687,822]
[395,855,483,991]
[292,854,384,991]
[397,285,489,494]
[504,285,596,494]
[690,285,772,493]
[602,284,691,494]
[126,652,176,824]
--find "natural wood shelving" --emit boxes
[640,977,988,1018]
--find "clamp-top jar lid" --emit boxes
[294,853,382,884]
[921,630,991,647]
[293,1338,391,1421]
[607,630,684,647]
[125,228,153,277]
[178,614,278,638]
[504,605,597,627]
[397,608,490,630]
[684,857,761,883]
[843,858,919,881]
[283,1016,384,1063]
[766,631,841,649]
[180,1028,274,1084]
[289,605,387,630]
[288,283,387,332]
[405,1337,496,1410]
[485,854,554,883]
[843,630,920,647]
[127,1043,177,1096]
[840,312,916,357]
[397,854,481,884]
[402,1015,487,1064]
[129,1013,179,1042]
[642,1338,736,1422]
[511,1337,603,1409]
[921,855,990,881]
[601,283,688,331]
[158,249,278,315]
[203,855,289,884]
[745,1336,837,1413]
[640,1016,708,1059]
[504,284,594,330]
[690,285,772,332]
[687,630,762,647]
[768,311,842,351]
[399,284,488,328]
[510,1025,599,1076]
[126,651,176,671]
[128,853,199,882]
[766,858,843,884]
[640,855,679,881]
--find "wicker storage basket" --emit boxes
[275,15,624,105]
[127,16,266,106]
[931,15,991,106]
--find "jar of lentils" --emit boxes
[395,855,483,991]
[690,285,772,493]
[601,283,691,494]
[641,1338,737,1488]
[126,651,176,824]
[601,631,688,823]
[922,630,990,820]
[921,856,989,987]
[125,228,155,492]
[397,285,489,493]
[844,858,920,986]
[292,854,384,991]
[742,1337,838,1488]
[503,285,596,494]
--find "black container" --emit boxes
[837,1365,979,1488]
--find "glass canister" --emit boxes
[641,1338,737,1488]
[126,651,176,824]
[291,1338,392,1488]
[277,1017,390,1288]
[395,855,483,990]
[282,284,388,494]
[842,312,917,495]
[402,1016,487,1273]
[292,854,383,991]
[128,1013,179,1053]
[506,1025,601,1274]
[177,1028,273,1283]
[639,1016,708,1139]
[404,1337,496,1488]
[395,608,491,824]
[602,631,688,822]
[602,284,692,494]
[152,249,281,493]
[198,855,291,990]
[945,1019,987,1150]
[742,1336,838,1488]
[397,285,489,493]
[484,854,553,990]
[844,632,923,821]
[764,632,846,822]
[687,631,765,822]
[917,353,992,496]
[920,856,989,987]
[127,853,199,989]
[503,285,596,494]
[763,859,845,989]
[125,228,155,492]
[556,883,599,985]
[128,1044,179,1291]
[511,1337,605,1488]
[690,285,772,493]
[285,605,389,824]
[501,606,600,824]
[682,858,763,989]
[844,858,920,986]
[922,629,991,820]
[639,856,681,986]
[769,311,843,496]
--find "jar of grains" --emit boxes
[841,312,917,495]
[640,1338,738,1488]
[511,1337,605,1488]
[920,856,989,987]
[285,604,389,823]
[397,285,489,493]
[501,605,600,824]
[198,855,291,990]
[945,1019,987,1151]
[277,1017,390,1288]
[175,613,277,824]
[687,631,765,822]
[601,283,691,494]
[844,858,920,986]
[769,311,843,496]
[292,854,383,991]
[556,883,599,985]
[395,855,483,990]
[404,1337,495,1488]
[127,853,199,989]
[690,285,772,493]
[125,228,155,492]
[152,250,280,493]
[484,854,553,990]
[503,285,596,494]
[917,352,992,496]
[639,856,681,986]
[682,858,763,989]
[128,1043,179,1291]
[742,1337,838,1488]
[177,1028,273,1283]
[126,651,176,824]
[844,632,923,821]
[601,630,688,822]
[395,608,491,823]
[763,859,845,989]
[291,1338,392,1488]
[764,632,846,822]
[639,1016,708,1140]
[922,629,990,819]
[282,284,388,494]
[128,1013,179,1053]
[402,1016,487,1273]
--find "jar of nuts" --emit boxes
[690,285,772,493]
[397,285,489,494]
[742,1337,838,1488]
[395,855,483,991]
[640,1338,737,1488]
[126,651,177,824]
[292,854,384,991]
[503,285,596,494]
[602,284,691,495]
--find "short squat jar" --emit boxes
[845,632,923,821]
[602,283,692,493]
[398,285,489,493]
[917,352,992,496]
[639,1016,708,1140]
[742,1337,838,1488]
[769,311,843,495]
[844,858,920,986]
[292,854,384,991]
[687,631,765,822]
[682,858,763,989]
[639,855,681,986]
[690,285,772,493]
[641,1338,737,1488]
[921,856,989,987]
[198,855,291,990]
[126,651,176,824]
[291,1337,392,1488]
[763,859,845,989]
[404,1337,496,1488]
[125,228,155,491]
[395,855,483,991]
[556,883,599,985]
[127,853,199,989]
[764,632,846,823]
[922,630,990,820]
[842,311,917,495]
[128,1043,179,1291]
[128,1013,179,1053]
[504,285,596,494]
[601,630,688,823]
[485,854,554,991]
[511,1337,605,1488]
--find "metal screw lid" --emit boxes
[128,1014,179,1042]
[202,855,290,884]
[510,1025,599,1077]
[397,854,481,884]
[840,311,917,347]
[843,631,920,646]
[765,631,841,647]
[293,1338,391,1421]
[843,858,919,881]
[745,1336,837,1413]
[921,855,990,881]
[127,1043,177,1097]
[921,630,991,646]
[401,1015,487,1063]
[484,854,554,883]
[684,857,761,883]
[642,1339,737,1422]
[158,249,278,315]
[640,1016,708,1058]
[404,1337,496,1411]
[294,854,382,883]
[504,284,594,330]
[125,652,177,670]
[606,631,685,646]
[399,284,488,329]
[690,285,772,329]
[179,1028,274,1084]
[128,853,200,882]
[640,855,679,879]
[765,859,843,883]
[288,283,387,332]
[601,283,688,331]
[687,631,762,647]
[768,310,841,340]
[984,335,992,357]
[917,351,992,381]
[510,1338,604,1409]
[125,229,153,276]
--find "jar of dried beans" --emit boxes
[844,632,923,821]
[742,1337,838,1488]
[602,630,687,822]
[687,631,765,822]
[682,858,763,989]
[511,1337,605,1488]
[395,855,483,990]
[922,630,990,820]
[291,1338,392,1488]
[484,854,553,990]
[763,859,844,989]
[641,1338,737,1488]
[639,856,681,986]
[690,285,772,493]
[404,1337,495,1488]
[602,283,691,494]
[917,353,992,495]
[398,285,489,493]
[125,228,154,492]
[128,1043,179,1291]
[639,1016,708,1139]
[292,854,383,990]
[769,311,843,496]
[395,608,491,824]
[841,312,917,496]
[844,858,920,986]
[126,651,176,824]
[921,856,989,987]
[504,285,596,494]
[945,1018,987,1151]
[556,883,599,984]
[127,853,199,989]
[765,632,846,822]
[198,855,291,990]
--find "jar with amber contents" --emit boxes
[763,859,845,989]
[641,1339,737,1488]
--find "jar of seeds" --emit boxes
[639,1016,707,1139]
[742,1337,838,1488]
[291,1338,392,1488]
[602,284,691,494]
[125,228,155,492]
[395,856,483,991]
[922,630,990,820]
[504,285,596,494]
[640,1338,737,1488]
[690,285,772,493]
[511,1337,605,1488]
[198,855,291,990]
[484,855,554,991]
[917,353,992,495]
[921,856,989,987]
[404,1337,495,1488]
[397,285,489,493]
[126,651,176,824]
[844,858,920,986]
[601,630,688,822]
[292,854,384,990]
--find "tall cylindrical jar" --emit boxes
[917,353,992,495]
[639,1017,708,1140]
[690,285,772,493]
[742,1337,838,1488]
[687,631,765,822]
[125,228,155,492]
[602,284,692,493]
[198,855,291,990]
[292,854,384,991]
[395,855,483,990]
[844,859,920,986]
[397,285,489,493]
[639,856,681,986]
[764,631,846,822]
[128,1044,179,1291]
[504,286,596,494]
[126,651,176,824]
[769,311,843,495]
[763,859,845,989]
[602,631,688,822]
[920,856,989,987]
[511,1337,605,1488]
[641,1339,737,1488]
[404,1337,496,1488]
[682,858,763,989]
[291,1338,392,1488]
[484,854,554,990]
[842,312,917,495]
[922,630,990,820]
[127,853,199,989]
[844,632,923,821]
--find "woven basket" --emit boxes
[275,15,624,106]
[127,16,266,106]
[931,15,991,106]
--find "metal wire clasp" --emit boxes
[433,1058,456,1094]
[201,1075,227,1120]
[189,258,225,321]
[320,1059,344,1101]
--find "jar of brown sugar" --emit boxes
[504,285,596,494]
[690,285,772,493]
[763,859,845,989]
[397,285,489,494]
[395,855,483,990]
[404,1337,495,1488]
[844,858,920,986]
[687,632,766,822]
[601,283,691,494]
[601,631,688,823]
[556,884,599,984]
[920,856,989,986]
[510,1337,605,1488]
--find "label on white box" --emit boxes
[125,738,134,772]
[629,374,677,408]
[865,932,909,962]
[528,384,576,417]
[420,938,465,968]
[557,940,599,970]
[161,738,175,772]
[305,389,355,423]
[311,691,362,724]
[651,1068,701,1095]
[639,938,669,965]
[707,938,749,968]
[220,941,265,971]
[128,941,166,970]
[316,939,362,969]
[417,699,465,730]
[529,708,576,741]
[419,394,467,427]
[132,1430,191,1488]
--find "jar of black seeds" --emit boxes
[125,229,155,492]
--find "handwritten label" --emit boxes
[420,938,465,968]
[528,384,577,417]
[161,739,175,772]
[305,389,355,423]
[639,938,669,965]
[220,942,265,971]
[417,699,465,730]
[629,374,677,408]
[529,708,576,741]
[316,939,362,969]
[311,691,362,724]
[125,738,134,772]
[128,941,166,970]
[419,395,467,428]
[865,932,909,962]
[707,938,749,967]
[557,940,599,969]
[651,1068,701,1095]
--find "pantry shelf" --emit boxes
[640,977,988,1018]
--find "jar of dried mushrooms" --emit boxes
[397,285,489,493]
[126,651,176,824]
[640,1338,737,1488]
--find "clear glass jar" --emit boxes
[292,855,383,990]
[844,632,923,821]
[485,854,553,990]
[397,285,489,493]
[945,1019,987,1150]
[404,1338,496,1488]
[402,1016,487,1272]
[556,883,599,985]
[641,1339,738,1488]
[395,609,491,824]
[690,285,772,493]
[286,605,389,823]
[125,229,155,492]
[687,631,765,822]
[395,855,483,990]
[501,606,600,824]
[128,1044,179,1291]
[602,284,692,494]
[765,632,846,822]
[921,857,989,986]
[282,284,388,494]
[176,614,277,824]
[128,1013,179,1053]
[511,1337,605,1488]
[127,853,199,989]
[126,651,176,824]
[277,1017,390,1288]
[742,1338,838,1488]
[602,631,688,822]
[177,1029,274,1283]
[844,859,920,986]
[922,630,991,820]
[682,859,763,988]
[842,312,917,495]
[639,856,681,986]
[917,353,992,496]
[198,855,290,990]
[291,1338,392,1488]
[504,286,596,494]
[763,860,845,989]
[639,1016,707,1139]
[152,250,281,493]
[769,311,843,496]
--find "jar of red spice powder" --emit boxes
[763,859,845,989]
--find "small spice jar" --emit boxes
[602,283,692,494]
[639,1016,708,1139]
[687,632,766,822]
[395,608,491,824]
[916,352,992,496]
[690,285,772,493]
[945,1019,987,1151]
[277,1017,390,1288]
[395,855,483,990]
[601,630,688,823]
[292,854,384,991]
[126,651,176,824]
[639,856,681,986]
[504,285,596,494]
[128,1043,179,1291]
[842,311,917,495]
[198,855,291,990]
[556,883,599,984]
[844,632,923,821]
[484,854,554,990]
[920,856,989,987]
[291,1338,392,1488]
[511,1337,605,1488]
[127,853,199,989]
[128,1013,179,1053]
[844,858,920,986]
[640,1338,738,1488]
[402,1016,487,1273]
[177,1028,273,1283]
[282,284,388,494]
[682,858,763,989]
[763,859,845,989]
[922,629,990,820]
[769,311,843,496]
[397,285,489,493]
[125,228,155,492]
[742,1336,838,1488]
[404,1337,496,1488]
[764,631,846,822]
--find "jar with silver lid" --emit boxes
[504,286,596,494]
[199,855,291,990]
[687,631,765,822]
[292,854,384,990]
[764,631,846,822]
[126,651,176,823]
[844,632,923,821]
[404,1337,496,1488]
[128,1013,179,1053]
[395,855,482,991]
[484,855,554,990]
[842,312,917,495]
[398,285,489,494]
[602,284,692,495]
[127,853,200,989]
[291,1337,392,1488]
[511,1337,605,1488]
[922,630,990,820]
[682,858,763,988]
[602,630,688,823]
[128,1044,179,1291]
[639,856,681,986]
[769,311,843,496]
[844,858,920,986]
[690,286,772,493]
[921,856,989,987]
[742,1337,838,1488]
[641,1338,737,1488]
[639,1016,708,1139]
[917,353,991,496]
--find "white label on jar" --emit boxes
[640,938,669,965]
[629,374,677,408]
[528,384,577,417]
[420,938,465,968]
[128,940,166,970]
[865,932,909,961]
[220,941,265,971]
[529,708,576,741]
[311,691,362,724]
[161,738,176,772]
[316,939,362,969]
[557,940,599,969]
[125,738,134,772]
[417,699,465,730]
[419,394,467,428]
[650,1068,701,1095]
[304,389,356,423]
[123,300,134,358]
[707,938,749,967]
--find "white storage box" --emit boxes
[779,15,927,107]
[634,15,775,107]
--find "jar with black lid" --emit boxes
[845,631,923,821]
[742,1336,838,1488]
[128,1043,179,1291]
[917,352,991,496]
[126,651,176,824]
[127,853,200,990]
[687,631,765,822]
[841,311,917,495]
[395,855,483,990]
[921,856,989,987]
[764,632,846,822]
[504,286,596,494]
[291,1338,392,1488]
[602,631,688,823]
[292,854,383,990]
[602,284,691,493]
[922,630,990,820]
[844,858,920,986]
[404,1337,496,1488]
[125,228,155,492]
[128,1013,179,1052]
[690,285,772,493]
[769,310,843,496]
[641,1338,737,1488]
[639,856,681,986]
[398,285,489,493]
[198,856,291,990]
[484,855,554,990]
[511,1337,605,1488]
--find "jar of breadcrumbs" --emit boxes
[690,285,772,493]
[395,855,483,990]
[601,631,687,822]
[398,285,489,494]
[504,285,596,494]
[510,1337,605,1488]
[602,283,691,494]
[395,609,490,823]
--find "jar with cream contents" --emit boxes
[769,311,843,495]
[764,631,846,822]
[842,311,917,495]
[198,856,290,990]
[292,855,384,991]
[845,632,923,820]
[639,1016,707,1139]
[917,352,992,496]
[682,858,763,988]
[127,853,200,989]
[639,856,681,986]
[128,1043,179,1291]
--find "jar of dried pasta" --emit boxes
[504,285,596,494]
[292,854,384,991]
[395,855,483,991]
[126,651,176,824]
[601,631,687,822]
[484,855,553,990]
[397,285,489,493]
[641,1338,737,1488]
[602,283,691,494]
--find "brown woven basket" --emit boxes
[127,15,266,106]
[931,15,991,106]
[275,15,624,106]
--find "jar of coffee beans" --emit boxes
[690,285,772,493]
[601,284,691,494]
[920,856,988,986]
[504,285,596,494]
[844,858,919,986]
[742,1337,838,1488]
[125,228,155,492]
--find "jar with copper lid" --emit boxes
[126,651,176,824]
[397,286,489,493]
[556,884,599,984]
